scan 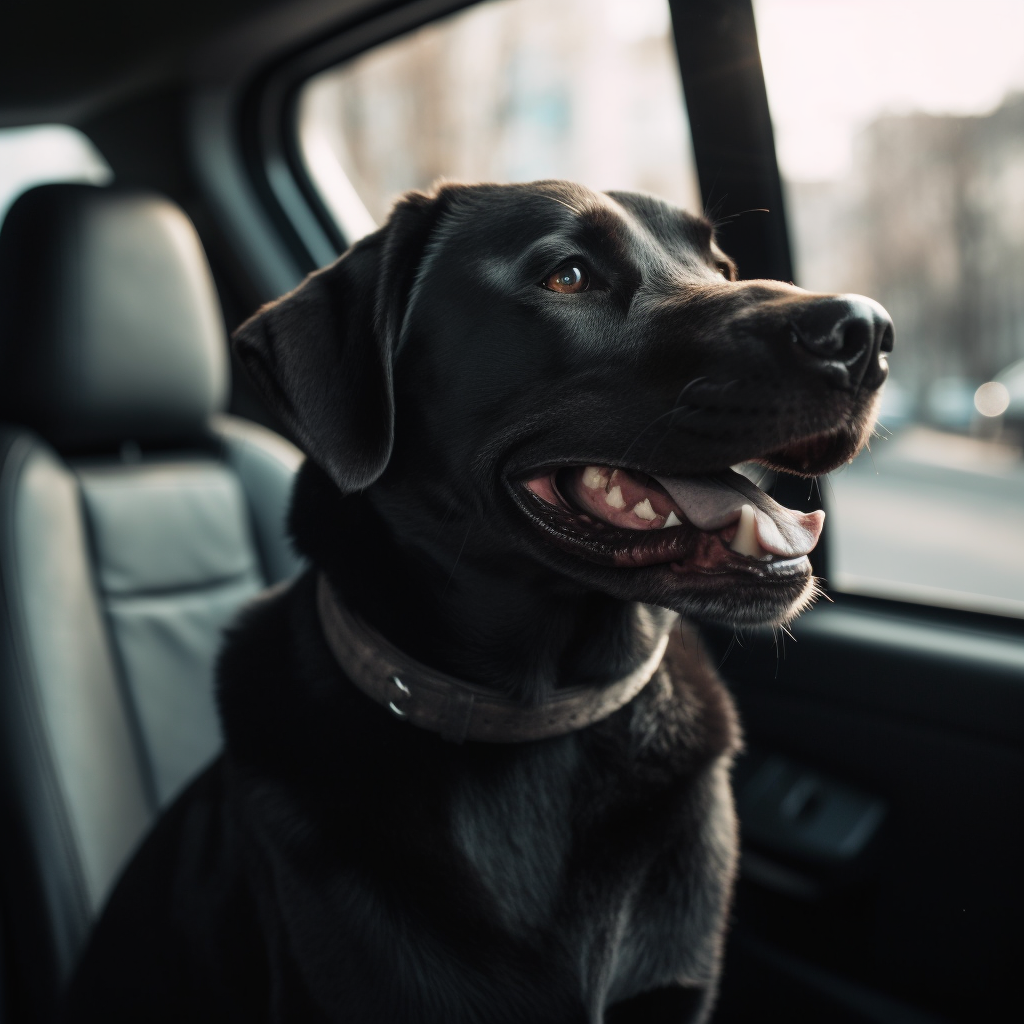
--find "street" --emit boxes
[825,427,1024,617]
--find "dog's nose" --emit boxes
[790,295,894,391]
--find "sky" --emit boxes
[753,0,1024,181]
[604,0,671,43]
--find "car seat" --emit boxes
[0,184,304,1019]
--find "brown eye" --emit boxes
[544,264,589,293]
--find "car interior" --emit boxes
[0,1,1021,1022]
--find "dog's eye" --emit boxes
[543,264,589,293]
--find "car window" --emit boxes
[755,0,1024,618]
[297,0,700,243]
[0,124,112,224]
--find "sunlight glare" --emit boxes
[754,0,1024,180]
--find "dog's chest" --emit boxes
[449,671,738,1014]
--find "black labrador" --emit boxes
[63,182,893,1023]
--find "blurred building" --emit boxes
[788,92,1024,425]
[299,0,700,226]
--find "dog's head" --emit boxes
[235,182,892,627]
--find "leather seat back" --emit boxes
[0,184,303,1017]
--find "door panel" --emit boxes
[709,604,1024,1022]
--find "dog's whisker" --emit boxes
[620,408,694,462]
[651,378,724,455]
[676,617,689,651]
[717,633,739,671]
[673,376,710,403]
[618,376,723,460]
[435,496,460,537]
[770,626,782,676]
[539,192,585,215]
[620,402,705,462]
[619,373,753,463]
[703,184,728,226]
[441,526,472,596]
[711,208,770,228]
[823,474,838,507]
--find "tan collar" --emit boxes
[316,573,669,744]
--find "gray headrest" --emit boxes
[0,184,227,450]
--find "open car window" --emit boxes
[297,0,700,243]
[755,0,1024,619]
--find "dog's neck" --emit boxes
[290,465,674,703]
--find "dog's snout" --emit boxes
[790,295,894,391]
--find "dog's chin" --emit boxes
[638,564,819,627]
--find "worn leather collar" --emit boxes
[316,573,669,744]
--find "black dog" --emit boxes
[63,181,892,1023]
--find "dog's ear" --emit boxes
[232,189,447,493]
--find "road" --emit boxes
[823,427,1024,617]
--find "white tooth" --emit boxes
[729,504,762,557]
[605,485,626,509]
[633,499,657,521]
[582,465,608,489]
[662,510,682,529]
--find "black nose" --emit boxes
[790,295,894,391]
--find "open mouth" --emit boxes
[516,462,825,582]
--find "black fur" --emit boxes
[62,182,891,1023]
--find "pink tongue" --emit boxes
[653,470,825,558]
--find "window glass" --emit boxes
[298,0,700,242]
[0,124,112,224]
[755,0,1024,617]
